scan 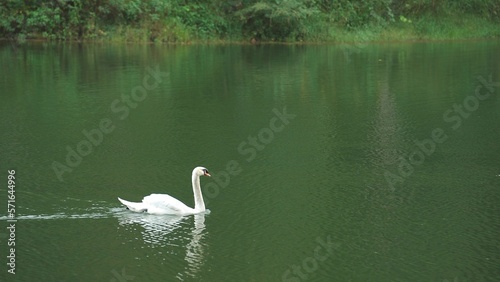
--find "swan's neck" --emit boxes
[192,172,205,212]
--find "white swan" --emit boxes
[118,167,211,215]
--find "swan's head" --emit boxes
[194,166,211,177]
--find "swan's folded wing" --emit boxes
[142,194,191,214]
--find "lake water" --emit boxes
[0,40,499,281]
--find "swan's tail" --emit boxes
[117,197,147,212]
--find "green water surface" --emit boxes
[0,41,499,281]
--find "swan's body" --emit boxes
[118,167,210,215]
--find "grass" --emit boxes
[412,14,500,40]
[307,14,500,44]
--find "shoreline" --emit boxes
[2,35,499,46]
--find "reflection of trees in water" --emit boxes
[116,212,208,279]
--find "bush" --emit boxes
[236,0,319,40]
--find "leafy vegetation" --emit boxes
[235,1,319,40]
[1,0,499,43]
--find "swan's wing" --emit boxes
[142,194,193,215]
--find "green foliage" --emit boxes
[236,0,319,40]
[399,15,412,24]
[318,0,395,29]
[0,0,499,42]
[168,1,228,39]
[449,0,500,21]
[0,1,25,37]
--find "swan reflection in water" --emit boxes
[116,211,208,279]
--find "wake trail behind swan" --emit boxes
[0,207,125,221]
